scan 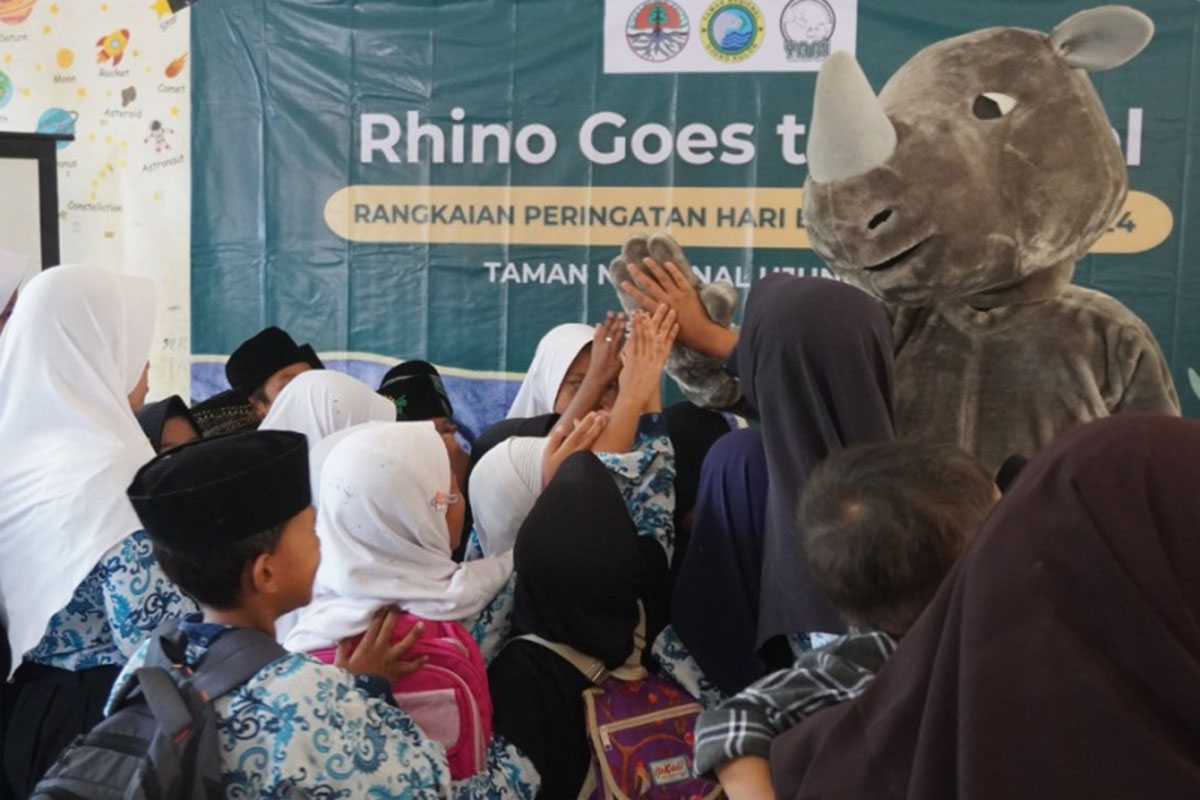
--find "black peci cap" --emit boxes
[127,430,311,552]
[378,360,454,421]
[225,327,324,398]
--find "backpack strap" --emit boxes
[134,665,196,738]
[188,627,289,701]
[515,601,649,685]
[515,634,612,683]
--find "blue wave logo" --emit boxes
[700,5,758,56]
[721,29,753,50]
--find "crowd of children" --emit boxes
[1,255,1197,799]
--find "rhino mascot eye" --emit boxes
[972,91,1018,120]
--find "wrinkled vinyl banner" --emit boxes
[191,0,1200,438]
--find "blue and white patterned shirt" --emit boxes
[463,571,517,665]
[25,530,199,670]
[595,415,728,708]
[595,413,677,560]
[463,414,680,666]
[107,617,540,800]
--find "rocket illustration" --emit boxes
[96,29,130,67]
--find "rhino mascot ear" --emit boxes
[1050,5,1153,71]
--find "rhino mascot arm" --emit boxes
[1111,315,1179,415]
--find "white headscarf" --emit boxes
[506,323,594,418]
[259,369,395,450]
[0,265,156,673]
[0,247,32,310]
[468,436,548,557]
[283,423,513,652]
[306,420,387,510]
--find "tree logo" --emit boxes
[626,1,690,63]
[701,0,765,63]
[780,0,835,62]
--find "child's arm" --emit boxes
[98,530,199,658]
[716,756,777,800]
[556,313,625,429]
[621,257,739,361]
[596,412,675,557]
[592,305,678,454]
[541,410,608,486]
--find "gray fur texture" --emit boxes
[609,233,743,409]
[802,7,1178,470]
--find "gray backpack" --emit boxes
[30,622,285,800]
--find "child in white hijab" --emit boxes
[259,369,395,449]
[0,265,198,795]
[506,314,626,421]
[285,422,511,650]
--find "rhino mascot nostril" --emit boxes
[616,5,1179,473]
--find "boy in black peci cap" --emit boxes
[225,326,324,418]
[378,360,455,429]
[112,430,540,798]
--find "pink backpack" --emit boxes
[310,612,493,780]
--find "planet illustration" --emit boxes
[36,107,78,149]
[0,0,38,26]
[0,71,12,110]
[56,48,74,69]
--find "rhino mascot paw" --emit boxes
[610,232,743,409]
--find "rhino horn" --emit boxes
[806,51,897,182]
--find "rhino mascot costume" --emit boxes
[614,5,1179,471]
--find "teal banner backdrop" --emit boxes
[190,0,1200,437]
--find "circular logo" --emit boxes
[780,0,835,62]
[626,1,690,63]
[701,1,765,63]
[0,71,12,110]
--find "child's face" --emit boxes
[266,505,321,612]
[554,346,592,414]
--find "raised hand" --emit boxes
[587,312,627,386]
[622,258,737,360]
[619,306,678,413]
[335,607,428,682]
[542,410,609,485]
[557,312,625,429]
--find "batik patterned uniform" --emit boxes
[465,415,699,676]
[464,572,517,665]
[108,618,540,799]
[692,628,896,775]
[24,530,199,670]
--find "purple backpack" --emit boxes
[519,608,724,800]
[581,672,724,800]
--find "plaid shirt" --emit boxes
[692,628,897,776]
